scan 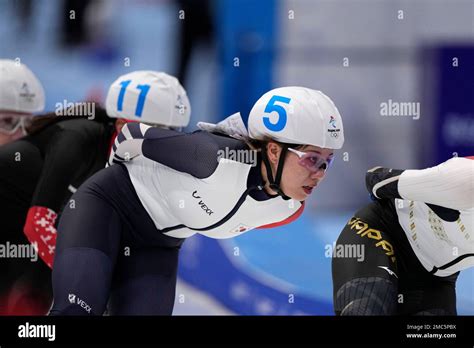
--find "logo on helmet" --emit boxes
[19,83,36,102]
[175,94,188,115]
[328,116,341,138]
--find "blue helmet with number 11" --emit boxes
[248,86,344,149]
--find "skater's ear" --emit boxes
[265,141,285,165]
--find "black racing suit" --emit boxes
[0,115,113,313]
[332,199,458,315]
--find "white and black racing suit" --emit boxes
[50,123,304,315]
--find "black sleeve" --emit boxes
[332,203,399,315]
[142,131,218,179]
[141,129,248,179]
[111,123,249,179]
[30,127,93,212]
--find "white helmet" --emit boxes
[106,71,191,127]
[248,86,344,149]
[0,59,45,114]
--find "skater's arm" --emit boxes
[110,122,246,179]
[398,157,474,210]
[25,126,96,268]
[31,127,93,211]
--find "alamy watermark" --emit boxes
[55,100,96,120]
[0,242,38,262]
[18,322,55,341]
[325,242,365,262]
[380,99,420,120]
[217,147,258,167]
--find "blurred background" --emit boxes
[0,0,472,314]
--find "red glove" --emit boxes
[23,206,58,269]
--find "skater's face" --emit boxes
[264,142,334,201]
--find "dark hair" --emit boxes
[25,104,114,135]
[246,136,303,153]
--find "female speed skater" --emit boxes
[49,86,345,315]
[332,156,473,315]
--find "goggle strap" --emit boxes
[261,144,275,185]
[261,143,291,200]
[276,146,291,200]
[274,145,288,189]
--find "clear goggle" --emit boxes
[288,147,334,173]
[0,114,32,135]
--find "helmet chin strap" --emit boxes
[261,143,291,200]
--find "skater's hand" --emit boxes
[365,166,404,201]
